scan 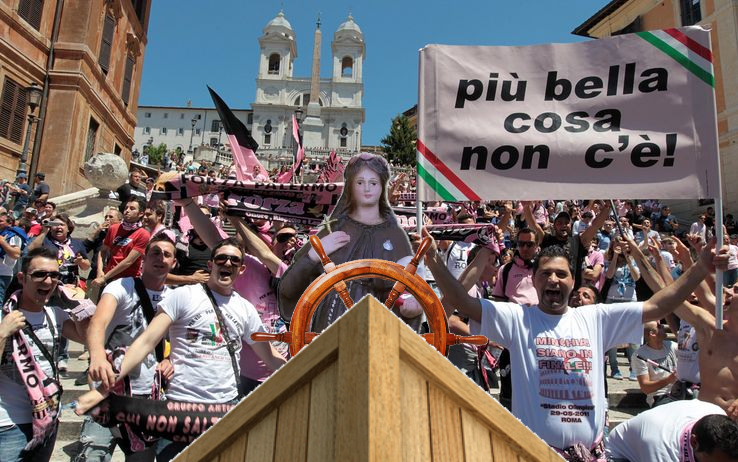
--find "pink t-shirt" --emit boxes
[582,250,605,290]
[234,254,289,381]
[491,258,538,305]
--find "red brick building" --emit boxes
[0,0,150,195]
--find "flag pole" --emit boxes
[715,195,724,330]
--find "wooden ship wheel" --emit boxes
[253,236,487,357]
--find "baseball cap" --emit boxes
[16,173,27,179]
[35,172,45,179]
[24,207,36,214]
[555,211,571,222]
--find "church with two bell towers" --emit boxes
[251,11,365,154]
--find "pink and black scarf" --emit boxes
[1,291,62,450]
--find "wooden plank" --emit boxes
[180,323,339,461]
[460,409,493,462]
[400,365,432,462]
[216,433,248,462]
[491,434,520,462]
[335,297,402,462]
[244,410,278,461]
[399,327,558,462]
[427,383,464,462]
[307,362,338,462]
[274,383,312,461]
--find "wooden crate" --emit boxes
[174,296,561,462]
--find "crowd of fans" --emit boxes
[0,161,737,462]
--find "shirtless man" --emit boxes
[675,284,738,411]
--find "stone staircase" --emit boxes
[51,342,124,462]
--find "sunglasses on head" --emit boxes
[517,241,536,248]
[212,254,242,266]
[29,270,62,282]
[276,233,296,243]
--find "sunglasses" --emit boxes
[29,270,62,282]
[276,233,296,243]
[212,254,242,266]
[517,241,536,248]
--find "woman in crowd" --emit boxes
[604,238,641,381]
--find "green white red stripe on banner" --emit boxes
[416,139,481,202]
[637,29,714,87]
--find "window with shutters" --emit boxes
[0,78,28,145]
[18,0,43,31]
[161,127,167,135]
[99,14,116,74]
[211,120,220,132]
[121,55,135,105]
[85,118,100,162]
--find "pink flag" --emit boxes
[291,114,305,177]
[208,86,267,181]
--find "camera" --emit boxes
[43,219,63,227]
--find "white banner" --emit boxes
[417,27,720,201]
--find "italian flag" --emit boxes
[636,29,714,87]
[416,139,480,202]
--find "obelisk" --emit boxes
[301,15,325,148]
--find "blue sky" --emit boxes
[139,0,611,145]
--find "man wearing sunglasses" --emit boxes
[0,248,87,461]
[490,227,539,411]
[73,238,285,461]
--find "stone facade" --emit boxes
[574,0,738,215]
[133,106,253,154]
[252,12,365,152]
[0,0,150,196]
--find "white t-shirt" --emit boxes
[0,234,21,276]
[633,341,678,405]
[471,300,643,449]
[676,320,700,383]
[607,400,725,461]
[159,284,267,403]
[446,241,475,280]
[0,305,69,425]
[727,244,738,271]
[102,278,169,395]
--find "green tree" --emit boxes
[145,143,168,166]
[381,115,416,165]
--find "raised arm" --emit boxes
[642,240,727,323]
[229,216,283,275]
[414,228,482,321]
[180,199,220,248]
[522,201,544,245]
[580,201,612,249]
[625,235,666,293]
[458,247,496,292]
[496,201,514,235]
